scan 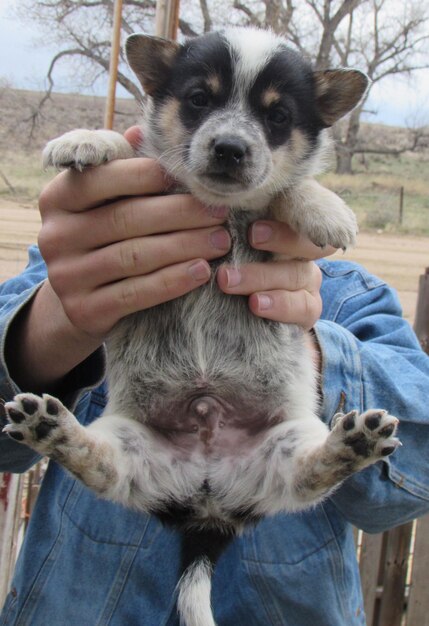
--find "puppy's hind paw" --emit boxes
[330,409,401,465]
[3,393,78,456]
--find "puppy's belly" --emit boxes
[146,393,283,458]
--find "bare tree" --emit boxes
[13,0,429,172]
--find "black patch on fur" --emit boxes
[181,526,235,573]
[248,48,322,148]
[154,32,234,133]
[229,507,261,526]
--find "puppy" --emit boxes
[4,28,400,626]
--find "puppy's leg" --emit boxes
[3,393,159,508]
[42,129,135,171]
[254,409,400,513]
[292,409,400,504]
[275,178,358,250]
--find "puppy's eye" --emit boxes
[189,90,209,108]
[267,107,290,125]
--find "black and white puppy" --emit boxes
[4,28,400,626]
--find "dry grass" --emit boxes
[0,88,428,233]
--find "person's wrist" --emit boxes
[5,281,104,392]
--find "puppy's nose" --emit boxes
[214,137,247,166]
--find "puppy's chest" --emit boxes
[106,210,303,456]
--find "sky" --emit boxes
[1,1,429,128]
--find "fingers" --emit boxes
[39,157,173,214]
[39,194,229,253]
[249,220,336,260]
[217,260,322,293]
[217,260,323,329]
[123,125,143,149]
[59,259,212,338]
[248,289,322,329]
[49,227,231,293]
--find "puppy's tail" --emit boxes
[177,556,216,626]
[177,528,234,626]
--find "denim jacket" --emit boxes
[1,246,429,626]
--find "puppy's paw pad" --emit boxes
[3,393,71,452]
[330,408,400,463]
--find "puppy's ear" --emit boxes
[313,69,369,127]
[125,34,181,95]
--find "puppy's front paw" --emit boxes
[307,201,357,250]
[330,409,401,466]
[280,179,358,251]
[42,129,135,171]
[3,393,78,456]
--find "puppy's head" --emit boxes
[126,28,368,208]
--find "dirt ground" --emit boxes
[0,199,427,322]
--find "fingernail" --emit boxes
[207,205,229,219]
[256,294,273,310]
[188,260,211,282]
[210,228,230,250]
[251,222,273,245]
[225,267,241,287]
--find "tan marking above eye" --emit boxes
[261,88,281,108]
[205,74,222,95]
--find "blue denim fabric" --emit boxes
[1,246,429,625]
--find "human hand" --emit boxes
[37,127,231,341]
[217,219,337,331]
[7,127,231,390]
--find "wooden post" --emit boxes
[377,522,414,626]
[414,267,429,355]
[359,532,384,625]
[406,515,429,625]
[104,0,123,130]
[0,473,23,606]
[398,186,404,225]
[155,0,180,39]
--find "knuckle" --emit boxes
[111,202,132,239]
[118,240,143,274]
[38,184,55,215]
[46,262,69,294]
[38,170,72,214]
[119,280,141,312]
[159,271,178,301]
[303,290,322,328]
[61,294,89,330]
[37,222,64,262]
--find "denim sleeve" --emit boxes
[315,261,429,532]
[0,246,105,473]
